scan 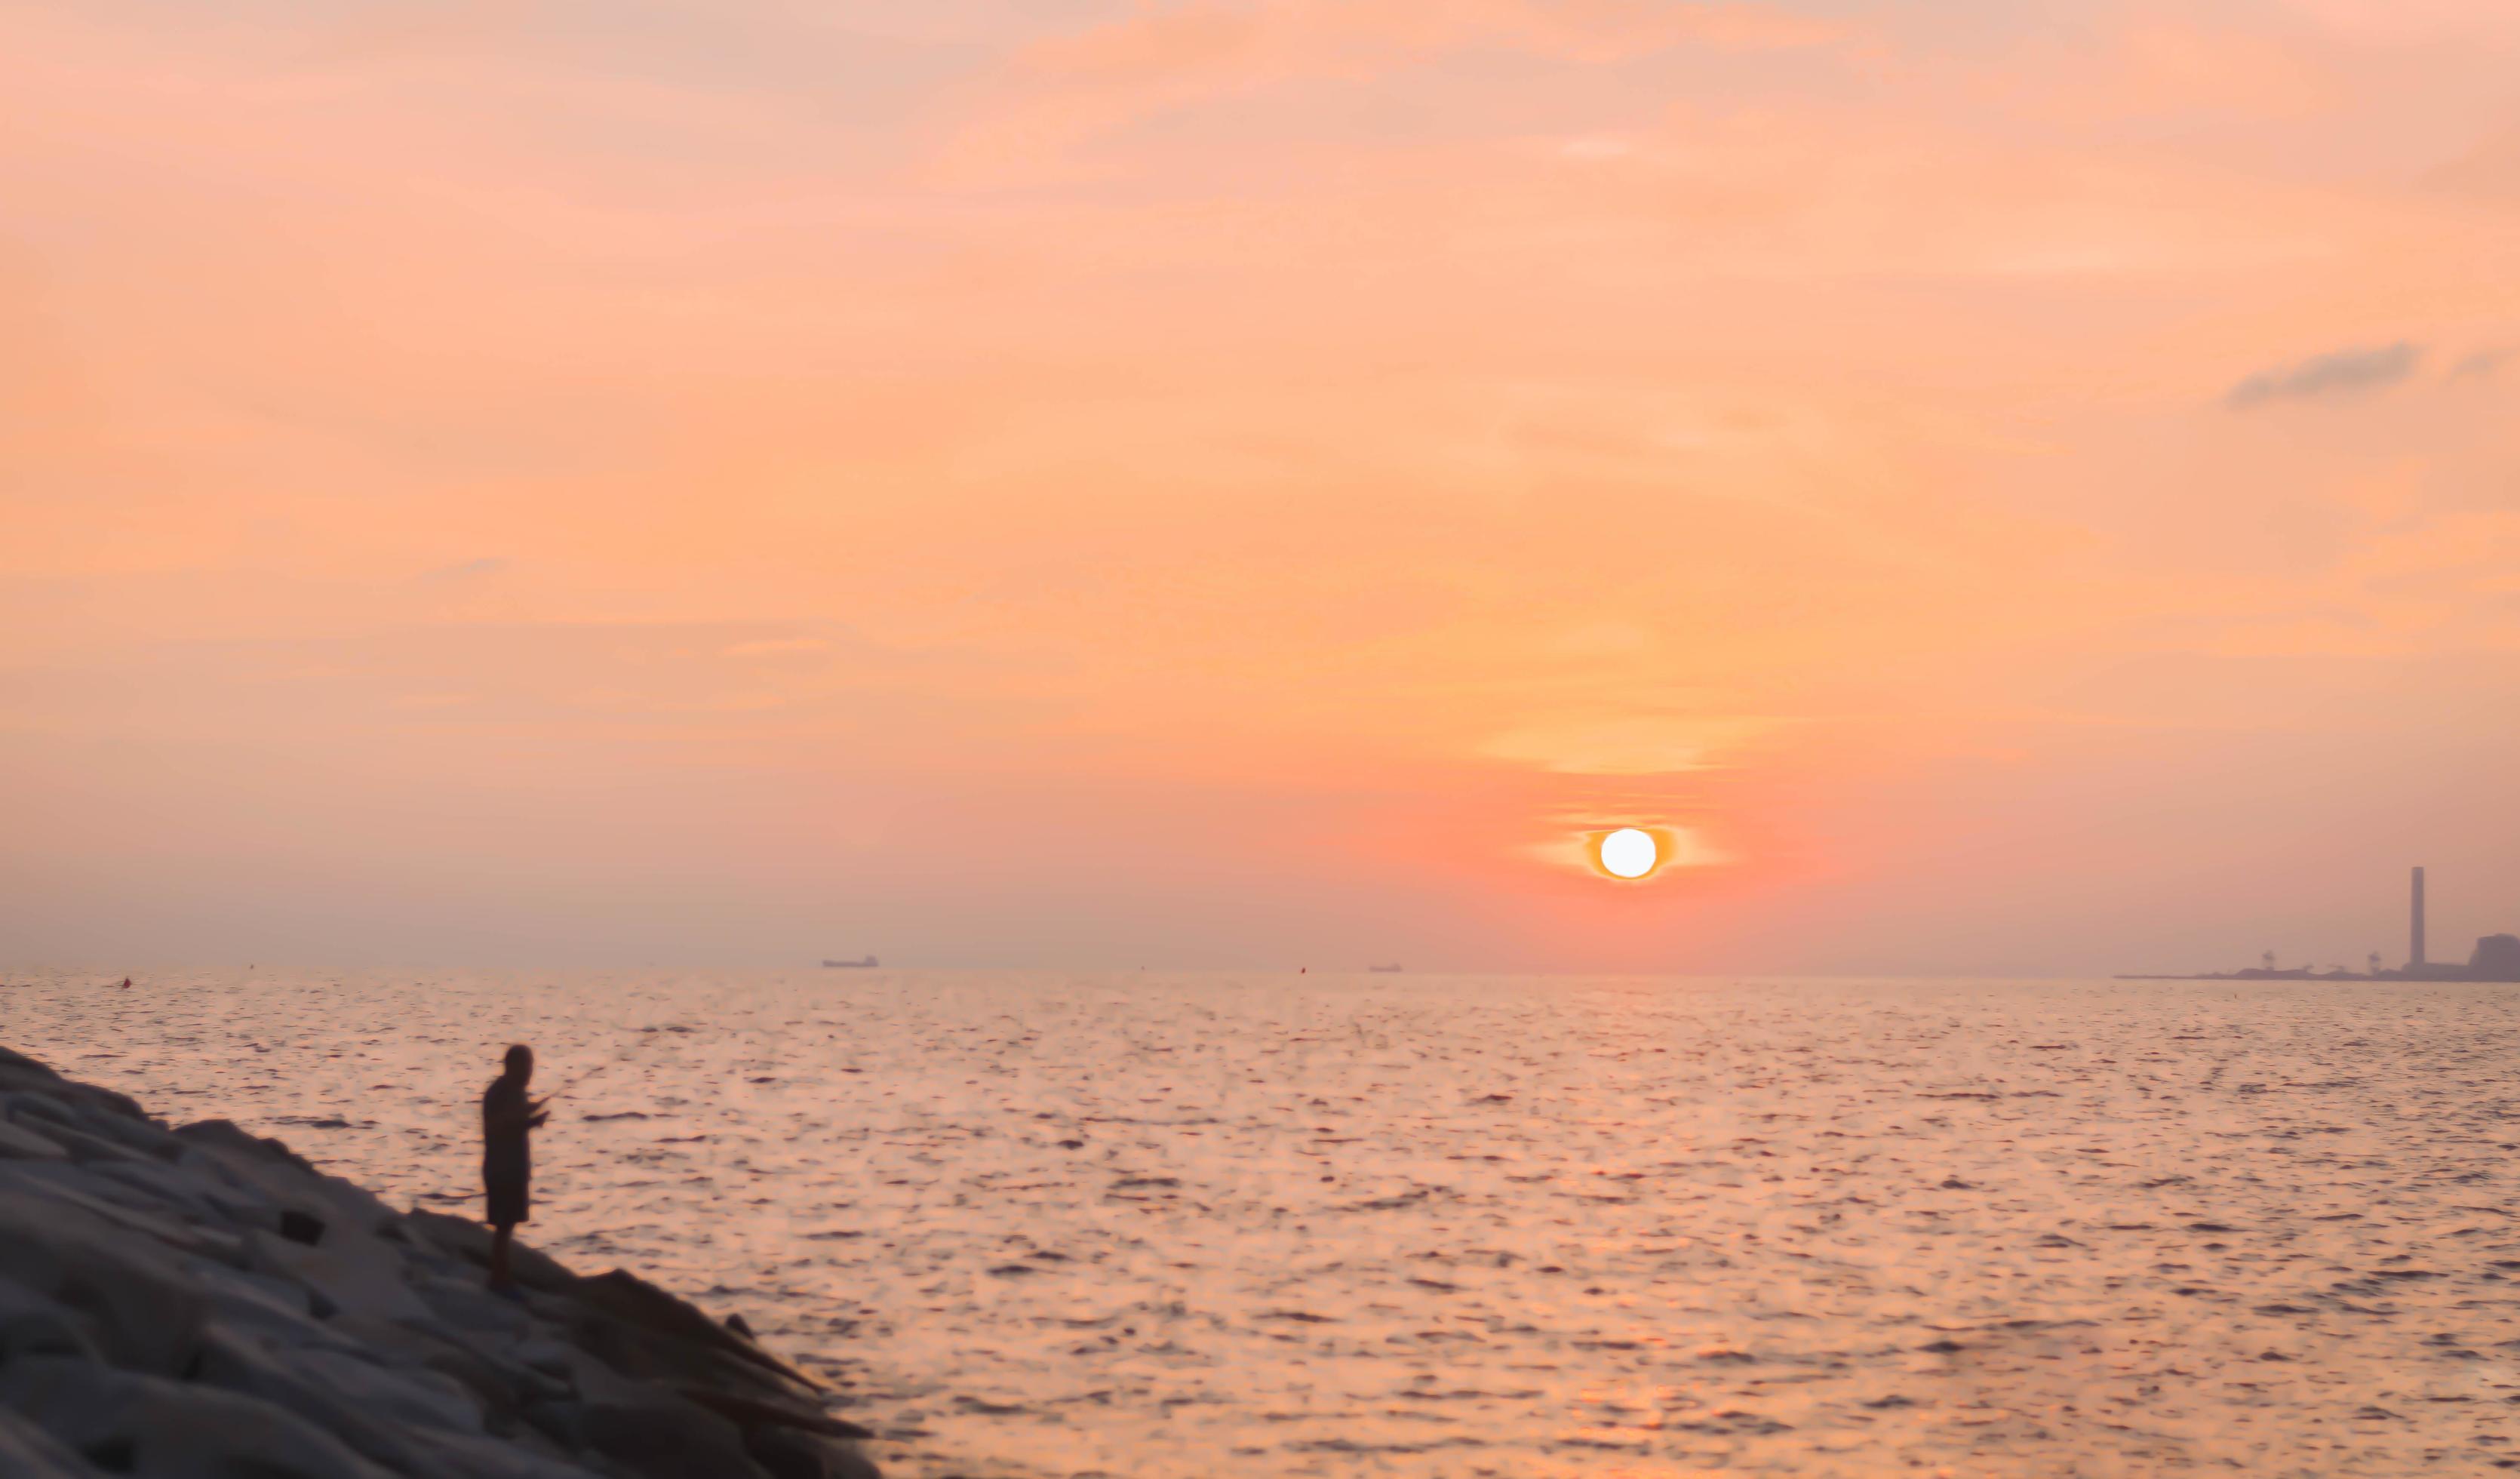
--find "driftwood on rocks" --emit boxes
[0,1046,881,1479]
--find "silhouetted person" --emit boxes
[481,1044,548,1294]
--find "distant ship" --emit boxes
[1367,963,1403,973]
[821,956,878,969]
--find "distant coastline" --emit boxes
[2124,866,2520,982]
[2113,966,2515,982]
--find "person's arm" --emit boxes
[484,1090,536,1136]
[526,1097,550,1130]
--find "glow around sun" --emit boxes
[1599,828,1658,878]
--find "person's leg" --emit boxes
[490,1221,515,1289]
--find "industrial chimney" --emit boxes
[2411,866,2426,969]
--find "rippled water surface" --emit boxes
[8,970,2520,1475]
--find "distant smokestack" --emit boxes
[2411,866,2426,968]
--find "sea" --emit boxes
[7,969,2518,1476]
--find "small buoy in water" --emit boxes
[118,978,131,989]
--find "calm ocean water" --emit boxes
[7,969,2519,1476]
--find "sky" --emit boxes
[3,0,2517,973]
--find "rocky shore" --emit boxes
[0,1044,881,1478]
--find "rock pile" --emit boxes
[0,1044,881,1478]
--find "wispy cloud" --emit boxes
[2226,342,2421,409]
[2451,346,2509,380]
[936,0,1841,181]
[724,636,831,657]
[1481,715,1772,776]
[417,556,510,583]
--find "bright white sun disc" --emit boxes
[1600,828,1657,878]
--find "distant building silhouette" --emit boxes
[2471,935,2520,982]
[2125,864,2518,982]
[2411,866,2426,968]
[2393,865,2518,979]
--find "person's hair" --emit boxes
[503,1044,533,1072]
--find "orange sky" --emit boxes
[4,0,2518,971]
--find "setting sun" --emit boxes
[1599,829,1658,879]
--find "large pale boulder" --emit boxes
[389,1423,613,1479]
[405,1208,582,1292]
[188,1323,616,1475]
[0,1275,104,1365]
[0,1118,66,1161]
[0,1053,151,1125]
[0,1355,398,1479]
[188,1256,351,1351]
[192,1319,487,1462]
[582,1398,761,1479]
[0,1407,100,1478]
[329,1312,573,1431]
[0,1195,207,1374]
[0,1161,248,1265]
[565,1269,828,1408]
[174,1120,402,1238]
[409,1265,541,1341]
[84,1152,263,1230]
[245,1224,438,1325]
[2,1087,177,1158]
